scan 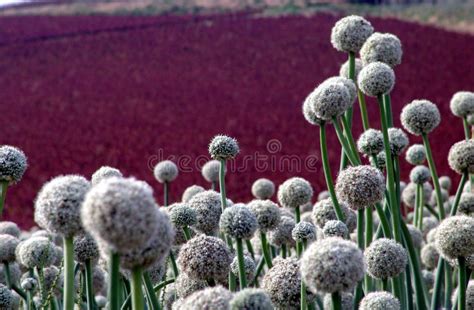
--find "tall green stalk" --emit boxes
[108,252,120,310]
[377,95,402,243]
[358,90,370,131]
[63,237,75,310]
[3,262,12,289]
[131,267,144,310]
[331,292,342,310]
[85,259,95,310]
[421,133,445,219]
[450,171,469,216]
[332,119,359,166]
[163,181,169,207]
[0,181,8,219]
[260,232,273,269]
[463,116,470,140]
[236,238,247,290]
[301,240,308,310]
[319,125,345,221]
[143,271,161,310]
[458,257,467,310]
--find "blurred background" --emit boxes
[1,0,473,227]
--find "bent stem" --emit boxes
[109,251,121,310]
[183,226,192,241]
[332,118,359,166]
[260,231,272,269]
[63,237,75,310]
[236,238,247,290]
[458,257,467,310]
[450,171,469,216]
[85,259,95,310]
[319,125,345,221]
[131,266,144,310]
[0,181,8,219]
[358,90,370,131]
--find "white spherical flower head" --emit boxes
[268,216,296,248]
[91,166,122,186]
[219,205,258,239]
[262,258,315,308]
[323,76,357,104]
[401,99,441,136]
[365,238,407,279]
[177,235,231,281]
[359,292,400,310]
[0,284,13,309]
[169,203,197,228]
[340,58,363,80]
[331,15,374,53]
[73,234,99,264]
[360,32,403,67]
[450,91,474,117]
[0,145,27,184]
[230,288,273,310]
[336,165,385,210]
[153,160,178,183]
[179,286,233,310]
[34,175,90,238]
[201,160,222,183]
[388,128,409,156]
[251,178,275,200]
[301,237,365,293]
[230,255,256,282]
[81,177,160,253]
[439,176,452,191]
[208,135,239,160]
[0,222,20,238]
[409,165,431,184]
[421,243,439,270]
[17,236,55,269]
[247,199,281,232]
[458,193,474,216]
[277,177,313,209]
[448,140,474,174]
[292,221,317,242]
[357,129,384,156]
[358,62,395,97]
[0,234,19,263]
[312,198,357,232]
[302,91,324,126]
[405,144,426,165]
[119,212,174,270]
[175,272,207,299]
[181,185,205,203]
[323,220,349,239]
[310,79,352,121]
[435,215,474,260]
[188,190,222,235]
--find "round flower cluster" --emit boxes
[277,177,313,209]
[331,15,374,53]
[365,238,407,279]
[153,160,178,183]
[401,99,441,135]
[208,135,239,160]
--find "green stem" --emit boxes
[383,94,394,127]
[250,256,264,287]
[183,226,192,241]
[211,181,216,191]
[85,259,95,310]
[219,159,228,211]
[382,278,389,291]
[431,259,444,310]
[131,267,144,310]
[332,118,359,166]
[281,244,287,259]
[365,207,373,248]
[300,279,308,310]
[405,265,414,310]
[295,206,301,223]
[319,125,345,222]
[168,250,179,278]
[401,221,428,310]
[236,238,247,290]
[444,264,453,309]
[458,257,467,310]
[143,271,161,310]
[153,277,175,292]
[163,181,169,207]
[450,171,469,216]
[463,116,470,140]
[3,262,12,289]
[109,251,120,310]
[245,239,255,261]
[374,202,393,238]
[331,291,342,310]
[377,95,402,242]
[63,237,75,310]
[424,204,438,219]
[0,181,8,219]
[357,209,364,249]
[340,116,361,164]
[421,133,445,219]
[358,90,370,131]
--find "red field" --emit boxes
[0,13,473,228]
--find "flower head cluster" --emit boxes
[0,145,27,184]
[401,100,441,135]
[277,177,313,209]
[331,15,374,53]
[153,160,178,183]
[208,135,239,160]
